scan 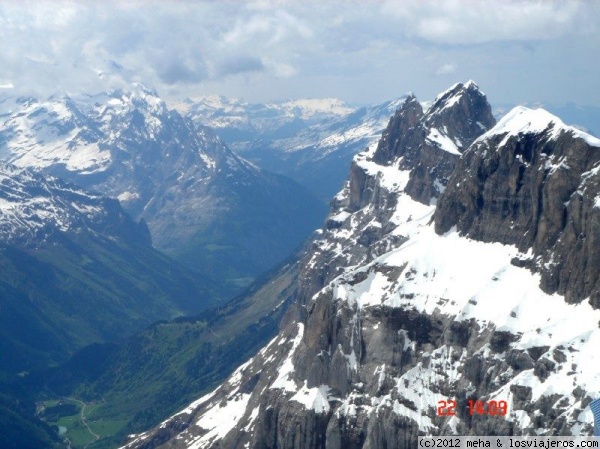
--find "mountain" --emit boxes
[30,95,410,448]
[0,164,217,374]
[494,102,600,137]
[0,164,221,449]
[175,95,354,143]
[233,97,409,200]
[122,81,600,448]
[0,86,327,290]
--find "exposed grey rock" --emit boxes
[122,84,599,449]
[434,107,600,306]
[373,81,495,204]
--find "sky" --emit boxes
[0,0,599,107]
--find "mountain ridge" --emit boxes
[121,82,600,448]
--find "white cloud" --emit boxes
[0,0,597,106]
[265,60,297,79]
[436,63,457,76]
[381,0,589,44]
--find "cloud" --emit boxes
[264,60,297,79]
[154,55,208,85]
[436,63,457,76]
[0,1,315,96]
[0,0,597,106]
[381,0,591,45]
[217,57,265,78]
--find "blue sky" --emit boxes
[0,0,598,106]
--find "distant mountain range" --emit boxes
[0,85,327,290]
[179,95,408,200]
[174,95,355,143]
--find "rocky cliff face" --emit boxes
[122,82,600,449]
[373,81,495,203]
[435,106,600,307]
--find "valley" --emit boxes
[3,78,600,449]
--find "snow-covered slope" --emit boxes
[122,83,600,449]
[0,85,327,289]
[0,163,148,246]
[482,106,600,148]
[493,102,600,138]
[0,94,108,174]
[0,84,203,178]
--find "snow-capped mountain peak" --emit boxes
[426,80,485,113]
[426,80,485,117]
[478,106,600,148]
[0,84,218,181]
[0,94,109,175]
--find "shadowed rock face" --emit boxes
[434,109,600,306]
[122,84,600,449]
[373,82,495,204]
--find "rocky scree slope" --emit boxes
[0,86,326,288]
[123,81,600,449]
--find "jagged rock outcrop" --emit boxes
[122,83,600,449]
[373,81,495,203]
